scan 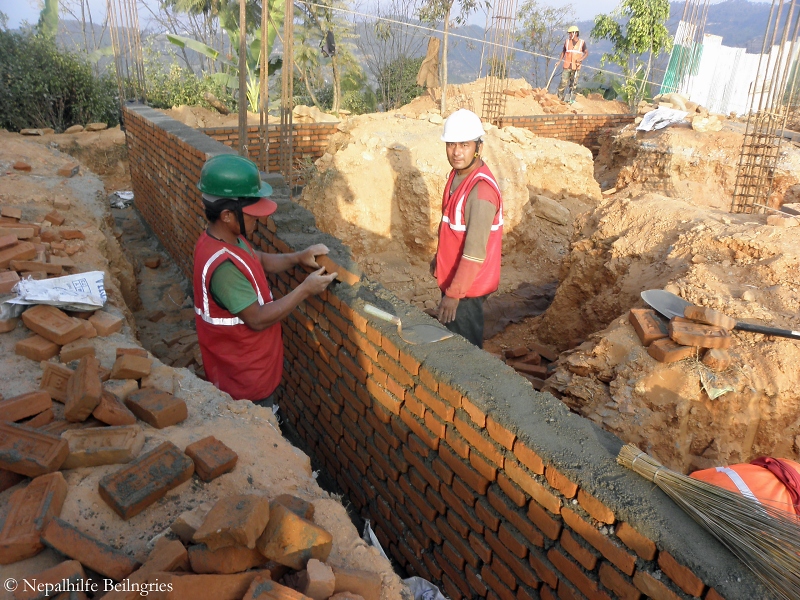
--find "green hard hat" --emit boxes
[197,154,272,198]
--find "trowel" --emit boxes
[641,289,800,340]
[363,304,453,345]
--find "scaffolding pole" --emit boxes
[480,0,517,126]
[279,2,294,188]
[107,0,146,108]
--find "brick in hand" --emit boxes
[0,471,68,564]
[65,355,103,422]
[99,441,194,520]
[21,304,84,345]
[184,436,238,482]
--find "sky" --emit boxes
[3,0,772,32]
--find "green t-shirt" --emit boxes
[209,239,259,314]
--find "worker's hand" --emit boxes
[302,267,337,295]
[298,244,329,269]
[437,295,459,324]
[429,256,437,277]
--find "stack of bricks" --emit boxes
[200,123,340,179]
[125,106,767,600]
[497,114,636,154]
[498,343,560,391]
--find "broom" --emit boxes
[617,444,800,600]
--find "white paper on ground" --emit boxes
[637,107,689,131]
[6,271,107,311]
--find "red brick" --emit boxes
[657,551,706,596]
[476,497,501,531]
[629,308,668,346]
[0,240,36,268]
[439,443,489,494]
[466,564,489,596]
[40,361,73,402]
[0,471,67,563]
[64,355,102,422]
[415,384,454,421]
[598,563,642,600]
[193,494,271,551]
[110,354,152,379]
[0,390,51,422]
[561,529,598,570]
[438,381,463,409]
[88,310,124,336]
[545,466,578,498]
[0,317,18,333]
[548,548,612,600]
[22,407,54,428]
[481,563,517,600]
[62,425,144,468]
[0,270,20,293]
[185,436,238,481]
[469,531,493,562]
[152,570,268,600]
[486,529,542,589]
[470,449,498,481]
[16,334,60,361]
[528,547,559,589]
[454,414,505,466]
[460,394,485,426]
[256,503,332,569]
[561,508,635,575]
[59,338,95,363]
[444,424,470,459]
[125,388,188,428]
[99,441,194,519]
[527,500,562,541]
[400,408,439,450]
[418,365,438,392]
[705,588,726,600]
[0,422,68,476]
[486,416,516,450]
[21,304,84,345]
[577,489,615,524]
[615,522,656,560]
[0,234,17,249]
[505,460,561,514]
[93,390,138,426]
[14,560,85,600]
[103,540,189,600]
[497,471,528,507]
[42,517,140,580]
[632,570,682,600]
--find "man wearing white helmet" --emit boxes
[557,25,588,103]
[431,109,503,348]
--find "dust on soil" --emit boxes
[0,132,405,600]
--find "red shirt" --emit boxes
[193,231,283,400]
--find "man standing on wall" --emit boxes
[193,154,337,403]
[431,109,503,349]
[557,26,589,104]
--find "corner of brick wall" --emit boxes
[124,105,767,600]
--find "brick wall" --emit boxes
[124,104,766,600]
[201,123,339,174]
[498,114,636,152]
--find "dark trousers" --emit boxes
[444,295,488,348]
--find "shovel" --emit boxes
[545,62,560,91]
[641,289,800,340]
[363,304,453,345]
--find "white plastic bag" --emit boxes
[7,271,107,311]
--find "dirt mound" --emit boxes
[595,121,800,209]
[539,193,800,473]
[397,77,629,118]
[298,112,601,307]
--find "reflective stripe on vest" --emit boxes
[195,247,266,326]
[441,172,503,232]
[715,466,766,514]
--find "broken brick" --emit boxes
[331,567,382,600]
[64,355,102,422]
[88,310,123,336]
[41,361,74,402]
[92,390,138,426]
[10,260,63,274]
[42,517,140,580]
[0,225,34,240]
[62,425,145,469]
[0,471,68,564]
[15,334,60,361]
[528,341,559,362]
[60,338,95,363]
[256,503,332,569]
[193,494,271,551]
[99,441,194,520]
[300,559,336,600]
[702,348,731,372]
[22,407,54,428]
[125,388,187,428]
[110,354,152,380]
[272,494,315,520]
[244,576,313,600]
[647,338,698,363]
[144,256,161,268]
[0,390,52,423]
[184,436,238,482]
[44,211,66,226]
[684,305,737,330]
[103,379,140,401]
[0,270,20,293]
[1,207,22,219]
[38,419,102,436]
[628,308,668,346]
[504,346,529,359]
[150,571,267,600]
[0,421,69,476]
[188,543,269,574]
[171,503,212,544]
[12,162,32,171]
[13,560,85,600]
[21,304,84,345]
[669,319,731,349]
[59,229,86,240]
[57,164,80,178]
[102,540,189,600]
[40,228,62,243]
[0,317,18,333]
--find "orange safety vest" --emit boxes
[690,459,800,515]
[563,37,586,70]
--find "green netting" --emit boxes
[660,42,704,94]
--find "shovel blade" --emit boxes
[641,290,690,321]
[400,324,454,345]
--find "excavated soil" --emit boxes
[0,132,404,600]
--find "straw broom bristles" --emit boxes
[617,444,800,600]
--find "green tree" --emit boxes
[37,0,59,39]
[376,56,424,109]
[516,0,574,88]
[419,0,485,113]
[591,0,672,107]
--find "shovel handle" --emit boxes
[734,321,800,340]
[364,304,401,328]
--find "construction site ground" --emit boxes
[2,81,800,595]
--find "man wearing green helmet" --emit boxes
[557,25,588,104]
[193,153,337,403]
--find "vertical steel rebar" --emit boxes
[259,0,270,173]
[279,0,294,187]
[480,0,517,126]
[107,0,146,111]
[238,0,248,157]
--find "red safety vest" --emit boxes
[563,38,586,70]
[436,162,503,297]
[193,231,283,401]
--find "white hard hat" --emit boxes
[441,109,486,143]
